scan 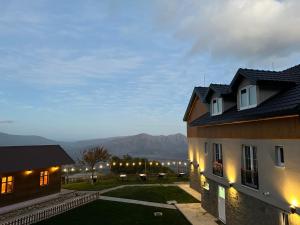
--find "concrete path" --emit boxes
[177,184,201,202]
[0,189,75,215]
[176,203,219,225]
[99,196,176,209]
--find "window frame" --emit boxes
[275,146,285,167]
[211,97,223,116]
[204,142,208,155]
[1,176,14,194]
[241,145,259,189]
[239,85,257,110]
[40,171,49,187]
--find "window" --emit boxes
[204,142,208,155]
[211,98,222,116]
[239,85,257,110]
[212,143,223,177]
[275,146,285,167]
[241,145,259,189]
[1,176,14,194]
[40,171,49,186]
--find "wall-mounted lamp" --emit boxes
[229,182,234,187]
[290,205,297,214]
[200,171,204,175]
[24,170,33,175]
[263,192,270,196]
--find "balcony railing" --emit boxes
[241,169,259,189]
[212,161,223,177]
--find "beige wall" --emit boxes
[188,137,300,212]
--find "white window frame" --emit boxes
[204,142,208,155]
[275,146,285,167]
[211,97,223,116]
[239,85,257,110]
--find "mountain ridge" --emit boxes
[0,132,188,160]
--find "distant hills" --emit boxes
[0,132,188,161]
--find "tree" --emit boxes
[79,146,110,183]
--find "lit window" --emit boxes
[239,85,257,110]
[211,98,222,116]
[40,171,49,186]
[275,146,285,167]
[1,176,14,194]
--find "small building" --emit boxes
[0,145,74,207]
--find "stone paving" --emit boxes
[0,189,84,221]
[99,196,177,209]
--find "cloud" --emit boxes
[0,120,14,124]
[156,0,300,61]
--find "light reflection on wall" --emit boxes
[226,162,237,183]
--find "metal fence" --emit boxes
[1,192,99,225]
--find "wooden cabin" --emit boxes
[0,145,74,207]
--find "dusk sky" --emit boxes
[1,0,300,141]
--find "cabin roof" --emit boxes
[0,145,74,173]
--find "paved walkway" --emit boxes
[0,189,75,215]
[176,203,219,225]
[99,196,176,209]
[177,184,201,202]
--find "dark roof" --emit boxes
[0,145,74,173]
[190,64,300,127]
[203,84,231,103]
[183,86,209,121]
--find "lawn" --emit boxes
[35,200,191,225]
[63,174,189,191]
[103,186,199,204]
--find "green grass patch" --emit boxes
[103,186,199,204]
[63,174,188,191]
[35,200,191,225]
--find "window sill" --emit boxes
[241,184,259,192]
[275,165,285,169]
[239,104,257,111]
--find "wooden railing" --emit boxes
[0,192,100,225]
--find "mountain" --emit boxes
[0,132,188,160]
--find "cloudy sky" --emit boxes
[0,0,300,140]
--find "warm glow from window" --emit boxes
[51,166,59,172]
[40,171,49,186]
[1,176,14,194]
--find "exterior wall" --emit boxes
[0,167,61,207]
[203,177,283,225]
[187,116,300,139]
[187,97,208,123]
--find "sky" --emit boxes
[0,0,300,141]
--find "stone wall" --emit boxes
[202,177,288,225]
[189,170,202,193]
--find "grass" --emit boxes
[103,186,199,204]
[63,174,189,191]
[35,200,191,225]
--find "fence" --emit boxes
[1,192,100,225]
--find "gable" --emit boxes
[187,97,208,123]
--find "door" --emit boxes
[218,185,226,224]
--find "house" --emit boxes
[183,64,300,225]
[0,145,74,207]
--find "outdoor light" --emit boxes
[167,162,170,165]
[126,163,129,166]
[132,163,135,166]
[173,161,176,165]
[161,162,165,166]
[51,166,60,172]
[150,162,153,166]
[63,168,67,172]
[71,168,75,172]
[99,165,103,169]
[179,161,182,165]
[200,170,204,175]
[184,162,187,166]
[24,170,33,175]
[85,168,89,171]
[120,163,123,166]
[106,163,110,167]
[113,162,116,166]
[156,162,159,166]
[139,162,142,165]
[229,182,234,187]
[290,205,297,214]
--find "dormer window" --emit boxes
[211,98,222,116]
[239,85,257,110]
